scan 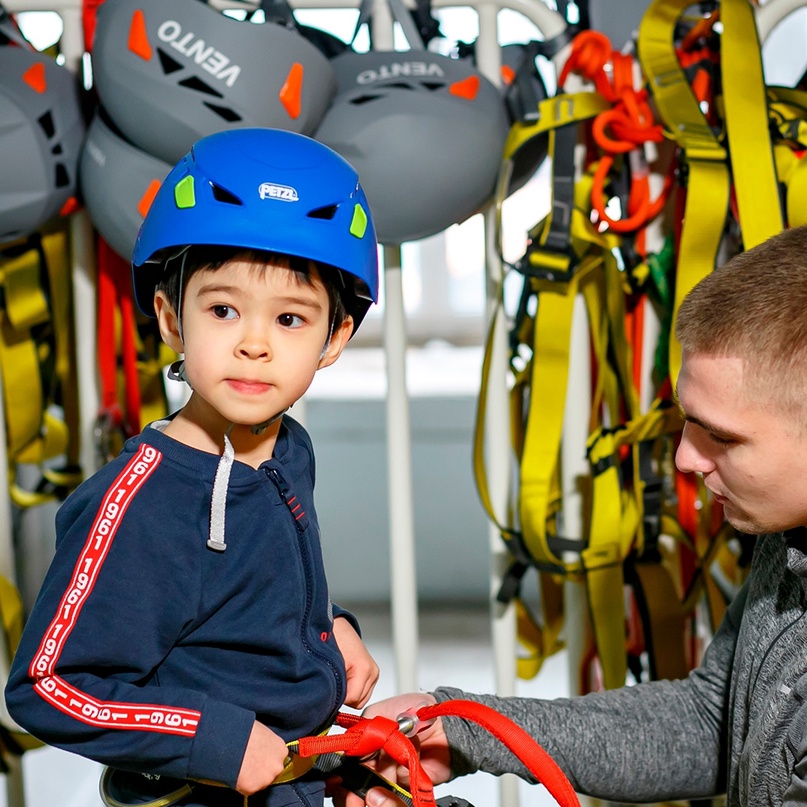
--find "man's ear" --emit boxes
[317,316,354,369]
[154,291,183,354]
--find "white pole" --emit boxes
[0,368,26,807]
[561,297,593,684]
[368,0,419,695]
[474,8,521,805]
[382,245,420,694]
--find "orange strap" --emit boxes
[559,30,672,234]
[297,701,580,807]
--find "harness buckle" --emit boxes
[515,245,576,283]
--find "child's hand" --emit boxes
[332,616,380,708]
[235,721,289,795]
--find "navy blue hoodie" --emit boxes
[5,417,350,790]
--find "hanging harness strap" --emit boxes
[481,35,676,684]
[479,70,660,682]
[768,85,807,228]
[720,0,783,246]
[0,575,44,763]
[0,228,82,508]
[637,0,729,385]
[474,90,611,680]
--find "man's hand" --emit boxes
[330,692,451,807]
[235,721,289,795]
[333,616,380,708]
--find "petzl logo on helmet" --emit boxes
[258,183,299,202]
[157,21,242,88]
[356,61,445,85]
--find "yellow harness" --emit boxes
[475,0,791,690]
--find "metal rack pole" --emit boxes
[369,0,420,694]
[382,245,420,694]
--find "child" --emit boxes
[5,128,381,807]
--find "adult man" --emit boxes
[340,225,807,807]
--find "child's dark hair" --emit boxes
[156,246,348,330]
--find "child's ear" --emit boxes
[154,291,183,354]
[317,316,354,369]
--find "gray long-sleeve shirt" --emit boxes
[435,530,807,805]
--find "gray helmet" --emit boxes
[79,111,174,260]
[91,0,337,165]
[314,48,509,244]
[0,46,85,244]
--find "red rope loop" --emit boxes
[559,30,671,234]
[296,700,580,807]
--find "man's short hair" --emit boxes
[676,225,807,412]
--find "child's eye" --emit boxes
[708,432,736,447]
[277,313,304,328]
[212,305,237,320]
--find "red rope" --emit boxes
[419,701,579,807]
[297,700,580,807]
[559,30,671,234]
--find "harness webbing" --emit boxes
[720,0,783,246]
[0,227,83,508]
[475,0,785,692]
[637,0,730,386]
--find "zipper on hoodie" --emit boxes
[265,467,344,712]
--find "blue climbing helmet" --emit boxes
[132,127,379,332]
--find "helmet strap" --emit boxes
[165,248,193,386]
[167,359,190,385]
[319,315,337,360]
[250,408,288,436]
[174,247,191,344]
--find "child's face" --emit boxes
[160,258,349,431]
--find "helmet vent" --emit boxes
[55,163,70,188]
[179,76,224,98]
[307,204,339,220]
[203,102,242,123]
[422,81,446,91]
[210,183,243,206]
[157,49,183,76]
[350,94,382,106]
[37,111,55,139]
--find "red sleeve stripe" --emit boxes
[27,443,201,736]
[30,443,162,679]
[33,675,199,735]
